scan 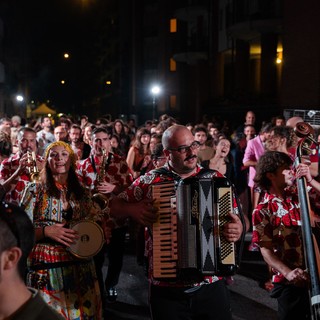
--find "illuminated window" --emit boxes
[170,19,177,33]
[170,58,176,71]
[170,95,176,109]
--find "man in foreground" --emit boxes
[0,202,63,319]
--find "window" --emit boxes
[170,95,177,109]
[170,19,177,33]
[170,58,176,71]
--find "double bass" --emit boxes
[295,122,320,319]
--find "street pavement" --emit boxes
[103,233,278,320]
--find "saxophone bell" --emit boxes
[92,192,109,210]
[92,148,109,209]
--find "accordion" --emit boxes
[152,175,237,280]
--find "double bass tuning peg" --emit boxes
[301,143,317,156]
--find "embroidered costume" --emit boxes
[21,182,103,320]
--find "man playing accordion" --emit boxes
[119,125,244,320]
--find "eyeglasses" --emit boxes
[167,141,200,154]
[0,203,20,247]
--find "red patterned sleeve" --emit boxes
[0,159,10,182]
[252,202,272,246]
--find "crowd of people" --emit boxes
[0,110,318,319]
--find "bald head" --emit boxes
[162,125,191,150]
[286,116,303,128]
[162,125,199,177]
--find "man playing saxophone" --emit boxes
[76,126,133,303]
[0,127,44,205]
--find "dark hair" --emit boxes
[42,165,85,200]
[70,124,81,132]
[92,126,112,138]
[254,151,293,191]
[212,134,230,146]
[133,127,151,154]
[260,122,274,134]
[151,143,164,159]
[271,126,297,149]
[111,133,120,144]
[41,116,51,123]
[0,203,35,279]
[0,132,12,157]
[113,119,126,135]
[59,118,72,128]
[145,120,153,127]
[274,115,285,121]
[17,127,36,140]
[96,117,110,125]
[244,124,255,131]
[193,125,208,135]
[151,133,162,142]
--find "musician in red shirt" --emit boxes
[252,151,310,319]
[0,127,44,205]
[77,126,133,303]
[119,125,243,320]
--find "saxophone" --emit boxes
[92,148,109,209]
[27,151,40,182]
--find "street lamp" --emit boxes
[15,94,26,118]
[16,95,24,102]
[150,85,161,120]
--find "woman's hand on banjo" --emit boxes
[44,222,79,247]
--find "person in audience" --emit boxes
[0,202,63,319]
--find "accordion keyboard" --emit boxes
[217,186,235,266]
[152,182,177,278]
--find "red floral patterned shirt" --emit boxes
[0,153,43,205]
[76,152,133,193]
[252,190,304,283]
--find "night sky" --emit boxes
[1,0,115,117]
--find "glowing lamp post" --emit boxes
[150,85,161,120]
[16,95,24,102]
[15,94,26,118]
